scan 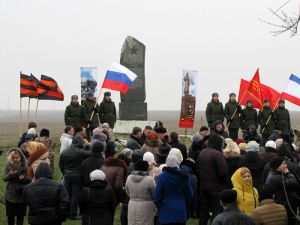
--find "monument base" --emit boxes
[119,102,147,120]
[114,120,156,134]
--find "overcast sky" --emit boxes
[1,0,299,111]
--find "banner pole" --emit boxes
[26,98,31,127]
[34,99,39,123]
[19,97,22,138]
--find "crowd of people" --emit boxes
[3,91,300,225]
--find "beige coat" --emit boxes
[251,199,287,225]
[125,173,156,225]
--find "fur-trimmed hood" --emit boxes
[7,147,27,169]
[27,146,49,166]
[103,157,127,170]
[144,139,160,148]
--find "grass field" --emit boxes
[0,134,199,225]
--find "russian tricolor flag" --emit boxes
[281,74,300,106]
[102,63,137,94]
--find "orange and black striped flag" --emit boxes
[20,73,38,98]
[37,75,64,101]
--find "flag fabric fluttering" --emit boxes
[281,74,300,106]
[239,79,281,109]
[238,69,263,109]
[38,75,64,101]
[102,63,137,94]
[20,73,38,98]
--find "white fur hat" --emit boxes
[166,155,180,168]
[90,170,106,181]
[168,148,183,164]
[265,140,276,149]
[143,152,156,165]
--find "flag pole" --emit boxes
[26,97,31,127]
[34,99,39,123]
[261,77,290,133]
[19,97,23,138]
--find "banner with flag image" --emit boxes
[179,70,198,128]
[81,67,98,102]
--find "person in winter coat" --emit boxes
[155,143,171,167]
[99,92,117,129]
[18,122,37,147]
[142,131,161,155]
[27,144,50,180]
[168,131,188,160]
[223,138,241,188]
[59,134,90,220]
[180,158,198,218]
[211,189,256,225]
[274,99,291,135]
[206,92,224,129]
[159,148,184,171]
[188,134,209,161]
[153,155,193,225]
[211,120,229,139]
[35,128,55,171]
[225,93,242,141]
[231,167,259,216]
[79,142,105,189]
[240,100,258,131]
[197,133,228,225]
[242,124,263,145]
[265,157,299,225]
[3,148,31,225]
[64,95,84,130]
[127,127,144,150]
[259,140,277,163]
[127,149,144,175]
[23,163,69,225]
[251,185,288,225]
[125,160,156,225]
[143,152,161,181]
[82,91,100,140]
[239,141,265,189]
[258,99,274,145]
[60,126,74,154]
[101,154,127,205]
[79,170,117,225]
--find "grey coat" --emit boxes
[125,172,156,225]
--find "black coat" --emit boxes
[79,180,117,225]
[224,100,242,129]
[169,140,188,160]
[23,178,69,225]
[274,106,291,135]
[225,157,241,188]
[126,135,143,150]
[206,100,224,128]
[240,106,258,130]
[59,137,91,176]
[239,152,265,189]
[79,154,104,189]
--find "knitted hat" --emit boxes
[265,140,276,150]
[134,160,149,172]
[92,127,102,135]
[143,152,156,165]
[270,157,285,170]
[168,148,183,164]
[246,141,259,152]
[219,189,237,204]
[90,170,106,181]
[27,128,37,136]
[121,148,133,158]
[166,155,180,168]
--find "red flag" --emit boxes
[238,69,263,109]
[239,79,281,109]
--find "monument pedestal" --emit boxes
[114,119,155,134]
[119,102,147,120]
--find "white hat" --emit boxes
[27,128,37,136]
[90,170,106,181]
[265,140,276,149]
[246,141,259,152]
[143,152,156,165]
[275,139,283,149]
[168,148,183,164]
[166,155,180,168]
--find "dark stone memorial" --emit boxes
[119,36,147,120]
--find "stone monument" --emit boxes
[119,36,147,120]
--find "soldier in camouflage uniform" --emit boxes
[82,91,100,141]
[64,95,84,130]
[224,93,242,141]
[205,92,224,129]
[258,99,274,145]
[274,99,291,135]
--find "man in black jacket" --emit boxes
[23,163,69,225]
[126,127,143,150]
[59,134,90,220]
[169,131,188,160]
